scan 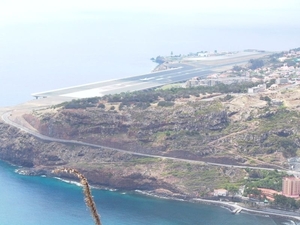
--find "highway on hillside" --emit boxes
[2,111,300,222]
[32,52,271,99]
[1,110,291,174]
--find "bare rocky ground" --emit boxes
[1,75,300,198]
[0,93,248,197]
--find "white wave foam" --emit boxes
[54,177,82,187]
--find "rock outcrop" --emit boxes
[2,89,300,197]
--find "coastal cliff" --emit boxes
[0,120,245,198]
[22,90,299,168]
[2,82,300,197]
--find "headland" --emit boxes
[1,48,300,222]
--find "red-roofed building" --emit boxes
[257,188,281,201]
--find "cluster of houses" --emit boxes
[208,50,300,203]
[278,49,300,62]
[184,50,300,95]
[184,76,250,88]
[213,176,300,203]
[186,50,237,58]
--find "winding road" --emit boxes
[3,110,300,223]
[0,109,293,174]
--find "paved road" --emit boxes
[3,109,299,222]
[1,110,292,174]
[193,198,300,221]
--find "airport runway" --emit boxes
[32,51,271,99]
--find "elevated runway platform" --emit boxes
[32,51,271,100]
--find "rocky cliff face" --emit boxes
[2,90,300,197]
[23,92,300,168]
[24,101,229,160]
[0,123,40,167]
[0,121,187,196]
[25,96,300,167]
[0,117,244,198]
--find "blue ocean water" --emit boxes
[0,160,296,225]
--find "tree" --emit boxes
[266,79,276,88]
[155,56,165,64]
[98,103,105,109]
[245,187,262,199]
[232,65,243,72]
[225,184,239,197]
[157,101,174,107]
[273,194,299,210]
[249,59,264,70]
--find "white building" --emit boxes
[248,84,266,94]
[214,189,228,196]
[276,78,289,84]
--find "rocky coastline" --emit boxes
[0,121,193,198]
[2,77,300,222]
[12,166,300,223]
[1,112,300,224]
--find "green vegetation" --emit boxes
[64,99,96,109]
[245,187,262,199]
[232,65,243,72]
[260,95,271,102]
[165,162,229,191]
[221,183,242,195]
[248,59,264,70]
[98,103,105,109]
[130,157,161,164]
[244,169,286,192]
[220,94,234,102]
[61,97,101,109]
[272,194,300,210]
[259,109,299,131]
[157,101,175,107]
[154,56,165,64]
[191,100,223,115]
[58,81,260,110]
[251,109,300,157]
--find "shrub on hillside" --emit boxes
[157,101,174,107]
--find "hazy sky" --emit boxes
[1,0,300,27]
[0,0,299,106]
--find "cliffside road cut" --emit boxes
[2,50,288,173]
[1,109,292,174]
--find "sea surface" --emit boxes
[0,160,298,225]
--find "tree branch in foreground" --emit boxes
[52,168,102,225]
